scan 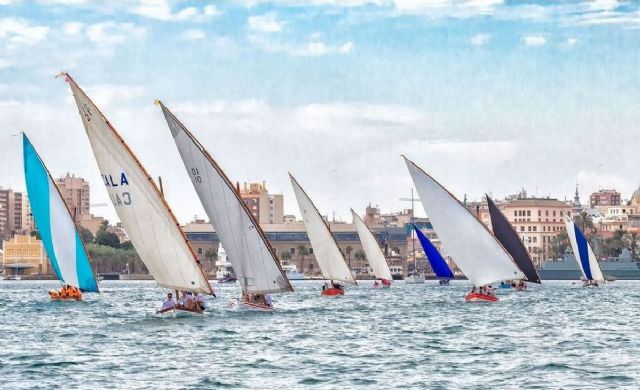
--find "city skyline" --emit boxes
[1,0,639,224]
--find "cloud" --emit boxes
[86,22,146,44]
[248,12,284,33]
[62,22,83,36]
[0,18,49,45]
[183,29,206,40]
[131,0,221,22]
[523,35,546,46]
[470,33,490,45]
[566,37,578,46]
[249,34,354,56]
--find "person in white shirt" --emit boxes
[194,293,206,311]
[159,292,175,312]
[264,293,272,307]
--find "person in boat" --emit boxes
[177,291,194,309]
[331,281,344,291]
[486,285,494,296]
[264,293,272,308]
[374,280,379,287]
[194,293,206,311]
[161,292,175,311]
[381,279,391,286]
[470,286,477,294]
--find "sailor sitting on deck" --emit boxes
[331,281,344,291]
[161,292,175,311]
[264,294,272,308]
[194,293,206,311]
[177,291,195,309]
[486,285,494,296]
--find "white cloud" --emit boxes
[523,35,546,46]
[340,41,354,53]
[82,84,147,108]
[183,29,206,40]
[248,12,284,33]
[131,0,221,22]
[0,18,49,45]
[470,33,490,45]
[87,22,147,44]
[566,37,578,46]
[250,34,354,56]
[62,22,83,36]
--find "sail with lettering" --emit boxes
[412,224,454,280]
[404,156,523,287]
[486,196,541,284]
[290,174,356,285]
[351,209,392,282]
[61,73,212,294]
[157,101,292,297]
[564,216,604,282]
[23,133,99,293]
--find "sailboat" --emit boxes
[350,209,393,288]
[564,216,604,287]
[23,133,99,300]
[290,174,356,295]
[412,224,454,285]
[486,195,541,290]
[157,101,293,311]
[403,156,524,302]
[60,73,214,315]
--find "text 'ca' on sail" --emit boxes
[403,156,523,286]
[156,100,292,295]
[61,73,212,294]
[23,133,99,292]
[290,174,356,285]
[564,216,604,282]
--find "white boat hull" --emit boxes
[405,275,425,284]
[228,299,273,312]
[156,307,204,317]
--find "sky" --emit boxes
[0,0,639,224]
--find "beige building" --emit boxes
[238,181,284,224]
[55,173,90,224]
[0,188,27,242]
[1,234,49,276]
[364,204,412,227]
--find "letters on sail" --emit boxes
[61,73,212,294]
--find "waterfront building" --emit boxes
[571,185,584,214]
[590,189,621,209]
[55,173,90,224]
[0,188,27,244]
[238,181,284,224]
[1,234,49,276]
[363,204,413,227]
[183,220,407,276]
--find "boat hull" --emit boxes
[322,287,344,296]
[405,275,425,284]
[157,307,204,317]
[50,296,82,302]
[228,299,274,311]
[464,292,498,302]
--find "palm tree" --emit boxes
[345,246,353,269]
[204,248,217,273]
[297,245,309,272]
[574,211,596,235]
[280,251,292,263]
[354,249,366,270]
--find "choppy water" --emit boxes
[1,280,639,389]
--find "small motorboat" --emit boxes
[464,292,498,302]
[218,273,238,284]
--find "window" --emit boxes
[528,226,532,232]
[553,211,556,216]
[309,248,314,254]
[197,248,203,255]
[513,210,517,217]
[538,210,541,217]
[527,210,531,216]
[545,210,549,216]
[520,226,525,232]
[290,247,295,254]
[533,237,537,243]
[533,226,537,232]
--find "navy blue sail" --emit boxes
[412,224,454,279]
[486,195,541,284]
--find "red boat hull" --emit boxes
[465,292,498,302]
[322,287,344,296]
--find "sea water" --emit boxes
[1,280,638,389]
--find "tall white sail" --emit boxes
[62,74,212,294]
[350,209,393,281]
[158,101,292,294]
[564,216,604,282]
[290,174,356,284]
[404,156,523,286]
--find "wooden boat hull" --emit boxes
[321,287,344,296]
[464,292,498,302]
[228,299,274,312]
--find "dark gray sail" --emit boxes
[486,195,541,284]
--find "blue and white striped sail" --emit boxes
[23,134,99,292]
[564,216,604,282]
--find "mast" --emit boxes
[400,189,420,274]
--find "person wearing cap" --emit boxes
[161,292,175,311]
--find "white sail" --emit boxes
[350,209,393,281]
[290,174,356,284]
[63,74,212,294]
[404,156,523,286]
[564,216,605,282]
[158,101,292,294]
